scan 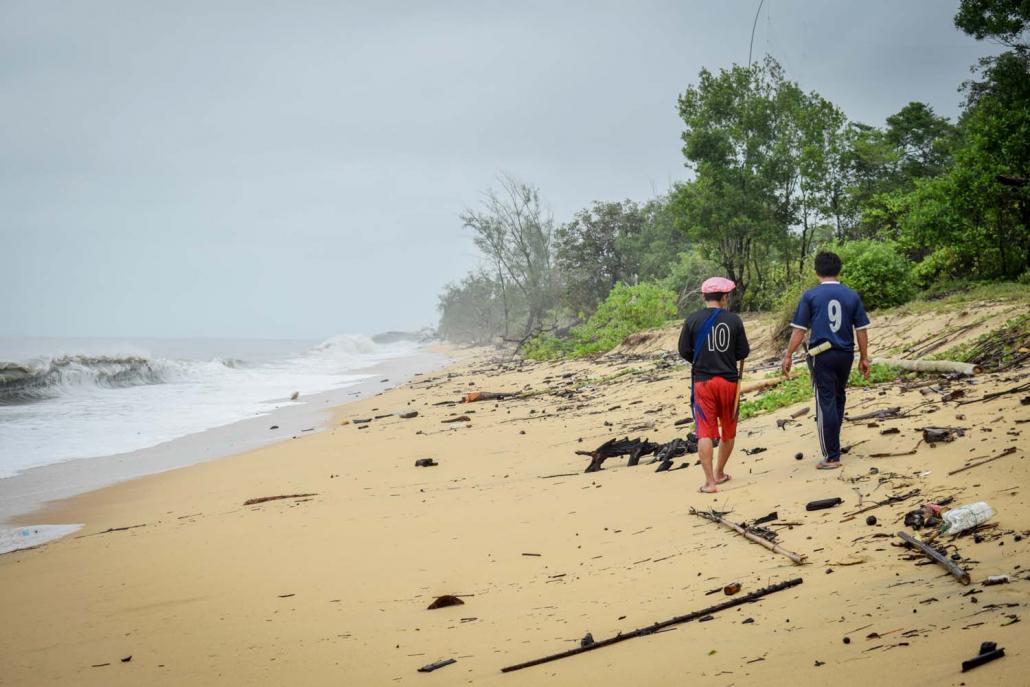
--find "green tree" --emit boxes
[437,271,515,345]
[884,102,956,181]
[955,0,1029,48]
[674,56,795,307]
[554,200,646,316]
[461,175,558,339]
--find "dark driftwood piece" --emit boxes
[840,490,920,522]
[441,415,471,423]
[962,648,1005,672]
[897,531,971,585]
[957,381,1030,406]
[76,524,147,538]
[577,437,659,473]
[847,407,902,422]
[653,438,690,471]
[869,440,923,458]
[243,493,317,506]
[427,595,464,610]
[419,658,457,673]
[499,578,803,673]
[947,446,1019,476]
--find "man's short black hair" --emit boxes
[814,251,842,277]
[703,291,728,302]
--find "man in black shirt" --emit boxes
[678,277,750,493]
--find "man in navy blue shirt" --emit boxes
[782,251,871,469]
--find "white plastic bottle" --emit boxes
[939,501,995,535]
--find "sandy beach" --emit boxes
[1,299,1028,686]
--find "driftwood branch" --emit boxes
[691,508,806,565]
[243,493,317,506]
[500,577,804,673]
[947,447,1020,476]
[956,382,1030,406]
[897,531,970,585]
[840,490,920,522]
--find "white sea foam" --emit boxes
[0,334,422,478]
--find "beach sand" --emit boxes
[1,302,1027,686]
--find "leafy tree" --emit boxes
[555,200,646,316]
[461,176,558,339]
[885,102,956,181]
[955,0,1029,48]
[436,271,515,345]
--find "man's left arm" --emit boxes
[735,316,750,361]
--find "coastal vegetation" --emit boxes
[439,1,1029,356]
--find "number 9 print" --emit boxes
[828,299,842,332]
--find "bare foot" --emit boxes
[698,484,718,494]
[715,474,732,485]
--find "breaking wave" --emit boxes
[0,355,224,405]
[0,334,412,406]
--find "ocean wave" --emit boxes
[0,355,224,405]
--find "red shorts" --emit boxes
[693,376,739,441]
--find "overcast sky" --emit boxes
[0,1,999,339]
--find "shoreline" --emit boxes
[0,345,455,536]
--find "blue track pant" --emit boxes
[807,349,853,462]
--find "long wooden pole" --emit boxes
[733,359,746,417]
[897,531,971,585]
[872,357,981,376]
[691,509,807,565]
[500,577,803,673]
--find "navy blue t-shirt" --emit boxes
[790,282,870,352]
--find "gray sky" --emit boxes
[0,1,998,339]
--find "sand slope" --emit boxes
[1,298,1028,686]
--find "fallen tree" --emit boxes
[872,357,981,376]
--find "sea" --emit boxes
[0,334,445,551]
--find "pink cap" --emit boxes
[701,277,736,294]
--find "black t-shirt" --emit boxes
[678,308,750,381]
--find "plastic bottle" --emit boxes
[939,501,995,536]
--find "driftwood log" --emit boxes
[873,357,981,376]
[691,508,807,565]
[578,437,659,473]
[897,531,971,585]
[740,377,787,394]
[500,577,804,673]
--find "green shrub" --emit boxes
[832,240,916,310]
[911,246,964,290]
[521,333,572,360]
[523,282,677,360]
[771,275,819,345]
[570,282,678,356]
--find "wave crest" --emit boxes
[0,355,208,405]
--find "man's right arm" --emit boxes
[782,292,810,377]
[782,327,807,377]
